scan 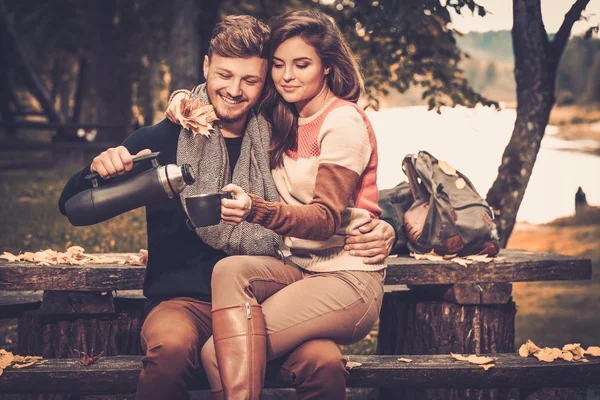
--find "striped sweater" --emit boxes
[248,97,385,272]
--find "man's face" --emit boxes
[203,54,267,124]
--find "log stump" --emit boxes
[13,291,144,400]
[377,287,516,400]
[18,292,145,358]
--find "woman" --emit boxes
[167,10,387,399]
[211,10,385,400]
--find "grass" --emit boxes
[0,166,147,254]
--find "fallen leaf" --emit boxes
[438,160,457,176]
[586,346,600,356]
[560,352,574,361]
[11,361,36,369]
[73,349,104,367]
[0,252,19,262]
[466,254,494,263]
[397,358,413,363]
[518,343,529,357]
[450,257,472,268]
[465,355,496,365]
[534,347,559,362]
[562,343,581,352]
[481,364,495,371]
[451,353,469,362]
[345,361,362,370]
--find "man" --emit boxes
[59,15,394,400]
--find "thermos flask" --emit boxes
[65,152,195,226]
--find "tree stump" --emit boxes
[18,292,145,358]
[377,287,516,400]
[13,292,144,400]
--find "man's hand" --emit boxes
[90,147,152,179]
[164,90,190,125]
[221,184,253,225]
[345,219,396,264]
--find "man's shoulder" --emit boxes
[132,118,180,140]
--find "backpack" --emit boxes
[401,151,500,256]
[378,182,414,255]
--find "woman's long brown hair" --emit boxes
[260,10,365,168]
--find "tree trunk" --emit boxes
[17,295,145,358]
[83,0,131,143]
[377,289,516,400]
[485,0,590,246]
[168,0,219,91]
[0,2,63,124]
[0,37,17,138]
[71,56,89,124]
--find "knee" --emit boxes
[142,324,202,376]
[285,339,348,387]
[211,256,251,287]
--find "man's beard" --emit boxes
[207,89,249,124]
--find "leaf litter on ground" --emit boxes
[0,246,148,266]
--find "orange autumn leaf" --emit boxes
[586,346,600,357]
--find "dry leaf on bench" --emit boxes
[586,346,600,357]
[345,361,362,370]
[451,353,469,362]
[451,257,472,268]
[562,343,581,352]
[0,247,148,267]
[519,340,541,357]
[534,347,561,362]
[398,358,413,363]
[560,352,574,361]
[410,251,445,262]
[73,349,104,367]
[451,353,496,369]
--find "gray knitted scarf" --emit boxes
[177,84,280,256]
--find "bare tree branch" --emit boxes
[549,0,591,72]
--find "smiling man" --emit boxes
[60,15,394,400]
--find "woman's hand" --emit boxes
[164,90,191,125]
[221,184,253,225]
[344,219,396,264]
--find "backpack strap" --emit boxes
[402,154,429,202]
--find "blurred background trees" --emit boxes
[0,0,598,245]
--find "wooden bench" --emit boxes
[1,354,599,399]
[0,249,595,399]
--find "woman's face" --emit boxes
[271,36,329,105]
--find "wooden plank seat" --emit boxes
[0,250,592,291]
[1,354,599,395]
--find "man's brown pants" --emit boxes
[135,297,349,400]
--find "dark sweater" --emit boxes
[58,119,243,312]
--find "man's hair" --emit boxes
[208,15,270,59]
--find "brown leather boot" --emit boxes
[212,303,267,400]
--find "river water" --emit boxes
[367,105,600,224]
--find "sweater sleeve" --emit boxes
[248,106,373,240]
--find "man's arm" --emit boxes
[58,127,156,216]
